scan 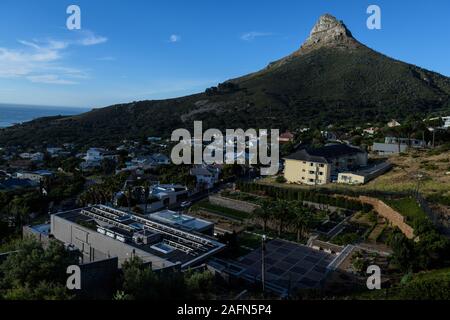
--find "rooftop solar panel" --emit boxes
[230,239,335,295]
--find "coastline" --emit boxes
[0,103,90,128]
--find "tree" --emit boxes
[291,203,313,242]
[101,158,117,175]
[253,199,274,233]
[2,281,73,300]
[8,196,31,230]
[388,232,416,273]
[272,200,295,236]
[120,257,160,300]
[120,257,188,300]
[184,269,214,300]
[0,238,79,300]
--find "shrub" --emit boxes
[275,176,287,184]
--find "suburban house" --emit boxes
[284,144,368,185]
[442,116,450,129]
[81,148,117,170]
[16,170,53,183]
[84,148,107,162]
[46,147,64,157]
[0,178,39,191]
[19,152,44,162]
[190,165,220,190]
[150,184,189,207]
[363,127,379,136]
[372,136,426,155]
[150,153,171,165]
[387,119,401,128]
[278,131,295,144]
[147,136,162,142]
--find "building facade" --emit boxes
[284,144,367,185]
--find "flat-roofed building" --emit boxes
[150,184,189,206]
[337,161,392,185]
[51,205,224,269]
[149,210,214,235]
[372,136,426,156]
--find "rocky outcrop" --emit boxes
[297,14,361,54]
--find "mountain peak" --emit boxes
[296,14,358,54]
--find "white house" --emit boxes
[387,119,401,128]
[372,136,426,156]
[16,170,53,183]
[84,148,107,162]
[190,165,221,189]
[150,153,170,165]
[19,152,44,162]
[150,184,189,207]
[46,148,63,157]
[442,116,450,129]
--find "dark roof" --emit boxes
[284,144,364,164]
[0,178,38,190]
[190,166,214,176]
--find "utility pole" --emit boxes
[416,173,424,197]
[261,235,267,297]
[432,128,436,149]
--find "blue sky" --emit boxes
[0,0,449,108]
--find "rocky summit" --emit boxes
[295,14,361,55]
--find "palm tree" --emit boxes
[253,199,273,233]
[126,185,133,213]
[143,183,150,216]
[291,203,313,242]
[273,200,295,237]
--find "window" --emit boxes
[319,172,324,176]
[310,163,314,167]
[309,179,314,183]
[309,171,315,175]
[319,164,325,168]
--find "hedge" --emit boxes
[236,182,372,212]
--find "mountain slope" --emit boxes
[1,14,449,147]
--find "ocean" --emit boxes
[0,104,90,128]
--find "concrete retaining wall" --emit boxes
[357,196,415,239]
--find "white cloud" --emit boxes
[79,32,108,46]
[169,34,181,43]
[0,31,107,85]
[240,32,274,41]
[96,56,116,61]
[27,74,78,85]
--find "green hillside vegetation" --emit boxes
[1,15,450,148]
[356,268,450,300]
[384,197,428,225]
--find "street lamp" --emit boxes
[261,235,267,296]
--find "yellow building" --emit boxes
[284,144,367,185]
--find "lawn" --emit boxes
[384,197,428,223]
[191,200,251,221]
[238,232,263,249]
